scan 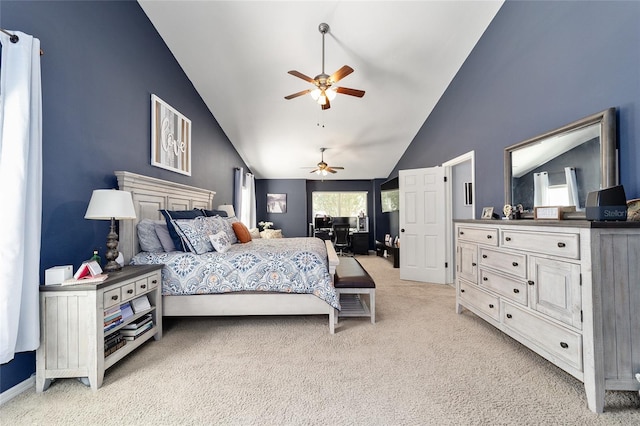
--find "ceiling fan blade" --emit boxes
[325,168,338,174]
[321,97,331,110]
[309,169,319,174]
[329,166,344,170]
[288,70,316,84]
[329,65,354,83]
[284,89,312,100]
[336,87,365,98]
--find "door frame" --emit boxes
[442,151,476,285]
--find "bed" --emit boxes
[115,171,340,333]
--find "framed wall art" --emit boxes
[151,94,191,176]
[266,193,287,213]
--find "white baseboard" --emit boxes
[0,375,34,406]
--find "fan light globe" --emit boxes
[310,88,321,101]
[326,87,337,101]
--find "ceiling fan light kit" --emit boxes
[309,147,344,177]
[284,23,365,110]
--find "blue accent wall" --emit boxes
[391,1,640,215]
[1,1,248,392]
[256,179,308,237]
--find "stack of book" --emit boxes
[104,305,123,333]
[104,332,125,357]
[120,314,154,341]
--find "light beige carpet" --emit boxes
[2,255,640,425]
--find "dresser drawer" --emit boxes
[103,287,121,309]
[501,230,579,259]
[502,302,582,371]
[459,281,500,321]
[479,269,527,306]
[479,247,526,278]
[457,226,498,246]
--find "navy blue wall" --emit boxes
[256,179,308,237]
[1,1,248,392]
[391,1,640,215]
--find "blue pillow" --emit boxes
[199,208,228,217]
[159,209,204,251]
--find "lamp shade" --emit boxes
[217,204,236,217]
[85,189,136,220]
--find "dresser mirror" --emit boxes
[504,108,617,218]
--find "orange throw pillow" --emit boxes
[232,221,252,243]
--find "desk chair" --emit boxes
[333,224,352,256]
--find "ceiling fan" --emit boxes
[310,148,344,175]
[284,23,365,110]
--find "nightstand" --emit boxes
[36,264,163,391]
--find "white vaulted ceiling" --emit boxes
[139,1,503,180]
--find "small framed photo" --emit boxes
[534,206,562,220]
[481,207,494,219]
[266,193,287,213]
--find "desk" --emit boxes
[314,229,369,254]
[376,240,399,268]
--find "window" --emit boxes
[312,192,367,217]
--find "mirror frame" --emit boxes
[504,107,617,218]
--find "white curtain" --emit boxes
[0,31,43,363]
[565,167,581,211]
[234,168,256,228]
[533,171,549,207]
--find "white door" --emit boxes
[399,167,446,283]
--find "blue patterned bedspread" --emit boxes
[130,237,339,309]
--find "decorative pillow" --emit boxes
[260,229,283,239]
[171,216,215,255]
[232,222,252,243]
[159,209,204,251]
[154,221,176,252]
[199,208,228,217]
[249,228,261,239]
[209,230,232,253]
[223,216,238,244]
[137,219,164,252]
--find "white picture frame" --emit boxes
[481,207,494,219]
[151,94,192,176]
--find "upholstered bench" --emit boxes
[334,257,375,324]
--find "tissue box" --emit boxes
[45,265,73,285]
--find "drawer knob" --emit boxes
[513,289,520,294]
[489,304,494,309]
[483,277,488,281]
[487,235,492,239]
[512,262,518,267]
[127,289,134,294]
[482,254,488,259]
[471,262,477,266]
[505,237,512,241]
[560,342,569,349]
[460,289,465,293]
[152,280,158,284]
[506,313,513,319]
[141,284,147,289]
[460,231,465,235]
[528,280,535,286]
[557,242,566,248]
[111,295,118,301]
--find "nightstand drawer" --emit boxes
[121,282,136,302]
[136,277,151,295]
[103,287,121,309]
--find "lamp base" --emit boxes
[104,217,122,272]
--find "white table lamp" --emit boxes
[217,204,236,218]
[85,189,136,272]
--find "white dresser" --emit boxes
[454,220,640,413]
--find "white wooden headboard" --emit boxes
[115,171,215,263]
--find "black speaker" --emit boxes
[586,185,627,221]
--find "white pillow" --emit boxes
[260,229,283,239]
[209,230,232,253]
[249,228,261,239]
